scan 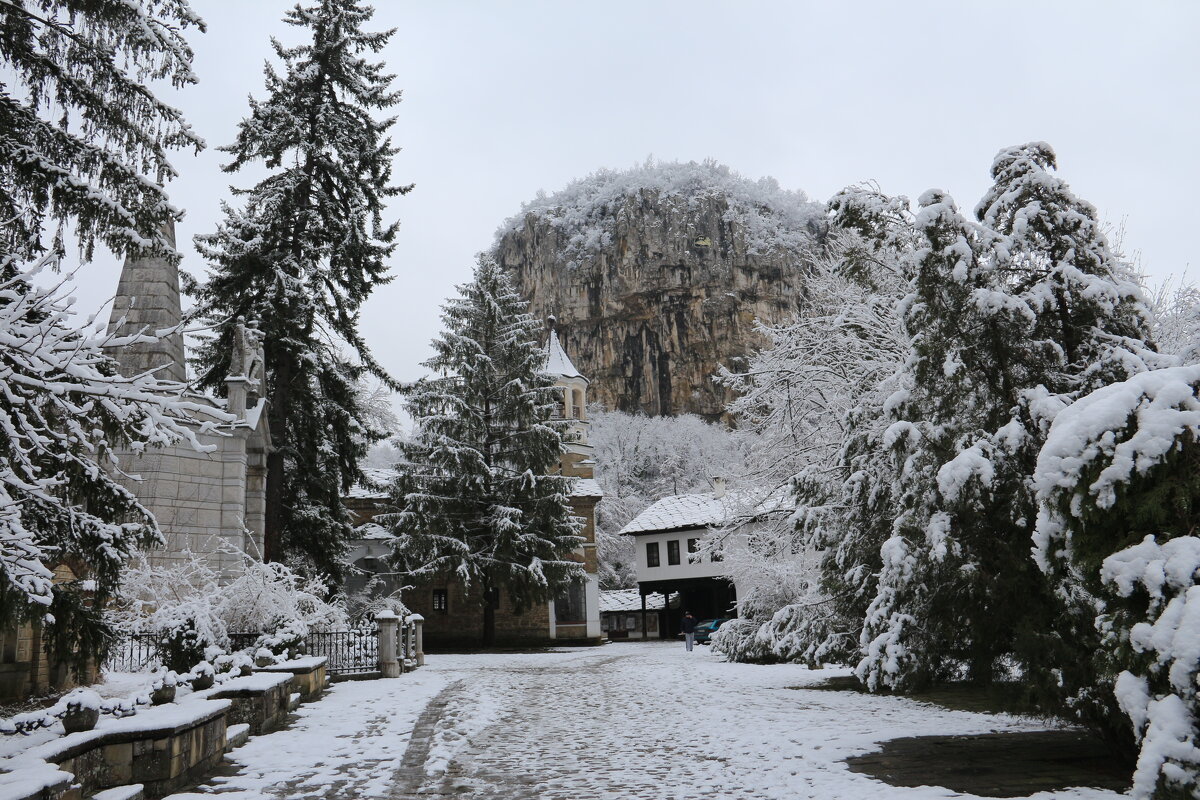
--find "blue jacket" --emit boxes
[681,616,697,633]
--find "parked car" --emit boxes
[693,618,733,644]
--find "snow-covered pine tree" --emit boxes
[857,188,1052,690]
[386,255,584,647]
[977,142,1163,745]
[0,0,204,264]
[975,142,1158,397]
[0,0,210,674]
[0,259,220,676]
[1034,365,1200,798]
[191,0,408,575]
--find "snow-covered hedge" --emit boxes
[1035,365,1200,799]
[110,544,349,663]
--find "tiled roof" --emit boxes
[569,477,603,498]
[620,490,788,535]
[599,588,665,612]
[347,467,397,499]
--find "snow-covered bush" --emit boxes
[110,543,349,659]
[1035,365,1200,798]
[710,618,772,663]
[253,617,309,662]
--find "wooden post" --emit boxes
[640,593,647,641]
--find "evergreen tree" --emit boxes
[1034,365,1200,796]
[975,141,1157,396]
[978,142,1161,744]
[0,0,206,674]
[387,255,584,647]
[191,0,408,575]
[0,0,204,264]
[857,189,1048,690]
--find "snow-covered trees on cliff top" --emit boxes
[498,158,823,266]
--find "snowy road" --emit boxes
[169,642,1124,800]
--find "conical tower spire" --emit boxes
[107,221,186,383]
[544,314,584,381]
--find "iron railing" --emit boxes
[103,626,384,677]
[103,632,163,673]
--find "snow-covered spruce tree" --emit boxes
[977,142,1162,729]
[857,188,1054,690]
[976,142,1158,398]
[191,0,408,576]
[0,0,204,263]
[711,185,910,665]
[1034,365,1200,797]
[1,0,208,674]
[0,259,219,676]
[386,255,584,647]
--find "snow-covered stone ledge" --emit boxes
[191,673,293,736]
[0,699,231,800]
[253,656,327,700]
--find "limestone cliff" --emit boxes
[496,161,821,420]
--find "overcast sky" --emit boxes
[70,0,1200,386]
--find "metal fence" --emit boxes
[103,632,163,673]
[103,626,382,677]
[305,628,378,675]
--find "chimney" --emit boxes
[711,476,726,499]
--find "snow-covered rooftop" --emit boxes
[347,467,397,500]
[354,522,394,541]
[569,477,602,498]
[599,588,665,613]
[544,327,585,381]
[620,490,788,535]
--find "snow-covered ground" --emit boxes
[166,642,1124,800]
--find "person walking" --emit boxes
[681,612,697,652]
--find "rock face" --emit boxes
[496,161,821,420]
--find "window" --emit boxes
[711,549,723,563]
[667,540,680,566]
[687,538,699,553]
[432,589,448,613]
[554,582,586,624]
[646,541,660,568]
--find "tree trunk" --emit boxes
[263,356,292,563]
[482,589,497,648]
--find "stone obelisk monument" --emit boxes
[106,221,187,383]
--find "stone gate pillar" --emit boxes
[376,611,400,678]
